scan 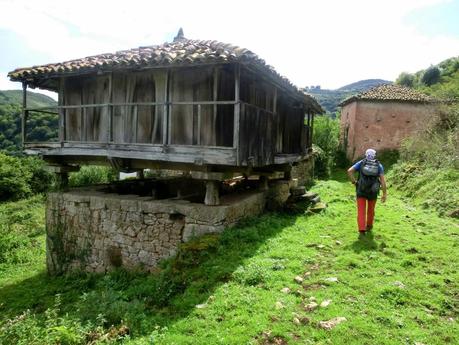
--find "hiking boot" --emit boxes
[366,225,373,232]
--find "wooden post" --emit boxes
[56,172,69,190]
[197,104,202,145]
[21,82,27,147]
[165,69,171,145]
[234,64,241,163]
[133,104,138,143]
[108,72,113,143]
[81,107,86,142]
[213,66,219,146]
[204,180,220,206]
[58,78,65,144]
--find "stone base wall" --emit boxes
[46,183,289,275]
[292,158,314,186]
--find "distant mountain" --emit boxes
[304,79,393,114]
[0,90,56,108]
[337,79,392,92]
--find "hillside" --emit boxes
[305,79,392,114]
[0,90,58,152]
[0,175,457,344]
[396,56,459,99]
[337,79,392,92]
[0,90,56,108]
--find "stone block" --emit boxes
[90,196,106,210]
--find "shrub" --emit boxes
[69,166,117,187]
[232,262,270,286]
[312,114,341,178]
[0,152,32,201]
[0,153,53,201]
[388,103,459,216]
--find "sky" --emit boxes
[0,0,458,99]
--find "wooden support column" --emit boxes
[165,69,171,145]
[205,180,220,206]
[46,165,80,191]
[56,172,69,190]
[58,77,65,144]
[108,72,113,143]
[21,82,28,148]
[233,64,241,163]
[213,66,219,146]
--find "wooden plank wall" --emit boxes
[238,68,277,166]
[169,65,234,147]
[112,70,166,144]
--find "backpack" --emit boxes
[357,159,380,199]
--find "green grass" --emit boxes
[0,175,458,344]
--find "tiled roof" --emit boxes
[340,84,436,106]
[8,30,323,113]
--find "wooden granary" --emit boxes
[9,29,322,204]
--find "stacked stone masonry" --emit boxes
[46,182,291,274]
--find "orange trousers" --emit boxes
[357,197,376,232]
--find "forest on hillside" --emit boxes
[0,91,57,152]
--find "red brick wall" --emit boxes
[341,100,437,161]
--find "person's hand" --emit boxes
[381,194,387,203]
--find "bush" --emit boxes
[69,166,117,187]
[388,103,459,216]
[0,153,32,201]
[0,153,54,201]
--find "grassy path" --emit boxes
[0,175,458,344]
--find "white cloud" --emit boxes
[1,0,458,91]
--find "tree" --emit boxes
[421,66,441,86]
[396,72,415,87]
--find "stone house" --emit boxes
[340,84,438,161]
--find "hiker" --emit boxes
[347,149,387,236]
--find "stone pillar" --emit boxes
[204,180,220,206]
[259,175,269,191]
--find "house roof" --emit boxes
[340,84,436,106]
[8,29,323,113]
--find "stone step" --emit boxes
[311,195,321,204]
[309,202,327,213]
[290,186,306,196]
[303,191,318,201]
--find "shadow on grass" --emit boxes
[0,209,308,339]
[346,231,379,252]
